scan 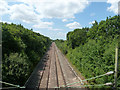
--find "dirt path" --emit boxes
[25,42,84,89]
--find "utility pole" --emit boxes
[114,44,118,89]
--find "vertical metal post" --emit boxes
[114,2,120,88]
[114,44,118,89]
[0,21,2,89]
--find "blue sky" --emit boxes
[0,0,119,40]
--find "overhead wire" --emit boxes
[55,71,114,88]
[0,81,25,88]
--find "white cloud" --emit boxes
[49,32,66,40]
[36,0,89,19]
[66,22,82,29]
[33,22,63,31]
[33,30,41,34]
[89,20,95,24]
[33,22,53,29]
[1,0,89,33]
[0,0,10,16]
[6,0,89,19]
[107,0,119,14]
[2,21,11,24]
[56,32,66,38]
[9,4,41,23]
[40,31,66,40]
[62,19,68,22]
[62,19,74,22]
[0,20,11,24]
[49,28,63,31]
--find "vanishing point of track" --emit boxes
[25,42,83,89]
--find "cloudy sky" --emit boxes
[0,0,119,40]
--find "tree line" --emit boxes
[55,15,120,88]
[2,22,51,86]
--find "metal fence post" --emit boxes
[114,44,118,89]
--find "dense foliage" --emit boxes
[55,15,120,88]
[2,22,51,86]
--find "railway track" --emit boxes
[25,42,83,89]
